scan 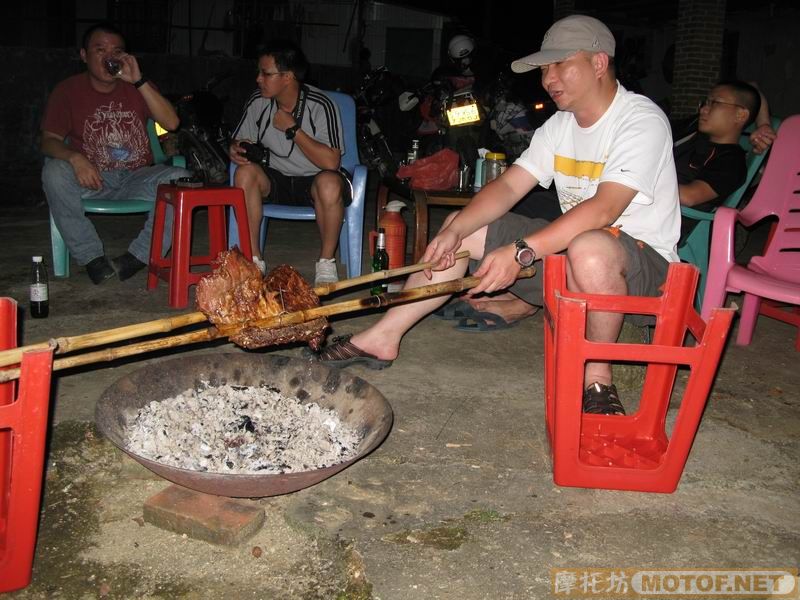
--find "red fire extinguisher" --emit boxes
[370,200,406,270]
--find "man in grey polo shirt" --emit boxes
[230,40,347,285]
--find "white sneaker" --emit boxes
[253,256,266,275]
[314,258,339,286]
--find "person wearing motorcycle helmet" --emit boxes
[447,34,476,77]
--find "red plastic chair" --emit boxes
[702,114,800,349]
[147,184,252,309]
[0,298,55,592]
[543,256,734,493]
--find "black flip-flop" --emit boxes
[432,299,478,321]
[454,311,521,333]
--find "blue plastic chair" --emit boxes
[677,116,781,307]
[50,119,186,277]
[228,90,367,278]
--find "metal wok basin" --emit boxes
[95,353,393,497]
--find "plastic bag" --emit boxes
[396,148,459,190]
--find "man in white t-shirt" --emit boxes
[315,15,680,416]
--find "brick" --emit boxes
[143,484,265,546]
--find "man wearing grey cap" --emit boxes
[316,15,680,417]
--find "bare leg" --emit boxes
[311,172,344,259]
[349,212,488,360]
[234,164,270,258]
[565,229,629,388]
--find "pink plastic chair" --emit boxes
[702,114,800,349]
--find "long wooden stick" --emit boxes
[217,266,535,336]
[0,266,534,383]
[0,252,470,369]
[312,250,470,296]
[0,312,208,369]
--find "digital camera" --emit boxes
[239,141,269,167]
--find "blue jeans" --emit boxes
[42,158,190,265]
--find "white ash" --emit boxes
[125,383,362,474]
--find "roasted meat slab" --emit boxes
[196,248,328,350]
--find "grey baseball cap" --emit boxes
[511,15,616,73]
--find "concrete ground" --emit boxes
[1,179,798,599]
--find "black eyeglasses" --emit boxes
[698,97,744,110]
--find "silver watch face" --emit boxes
[517,248,535,267]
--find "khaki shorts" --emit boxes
[479,212,670,311]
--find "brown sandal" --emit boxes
[316,335,393,370]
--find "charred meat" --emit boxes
[196,248,328,350]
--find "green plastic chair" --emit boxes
[677,116,781,307]
[50,119,185,277]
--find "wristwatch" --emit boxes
[285,124,300,140]
[514,239,536,268]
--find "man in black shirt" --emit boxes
[675,80,761,241]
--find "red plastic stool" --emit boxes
[0,298,54,592]
[543,255,734,493]
[147,184,252,309]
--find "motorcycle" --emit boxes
[398,70,543,168]
[482,72,541,161]
[353,66,406,178]
[161,73,233,184]
[399,74,481,168]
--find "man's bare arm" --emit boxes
[40,131,102,190]
[678,180,717,207]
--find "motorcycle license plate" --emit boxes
[446,102,481,126]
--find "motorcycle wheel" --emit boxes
[178,128,230,184]
[359,130,398,178]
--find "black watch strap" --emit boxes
[133,77,148,89]
[285,124,300,140]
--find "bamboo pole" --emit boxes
[217,266,535,336]
[0,252,471,369]
[0,312,208,369]
[312,250,470,296]
[0,329,220,383]
[0,265,534,383]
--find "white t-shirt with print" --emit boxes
[515,83,680,261]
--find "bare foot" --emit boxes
[464,293,540,325]
[348,329,400,361]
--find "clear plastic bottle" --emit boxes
[371,228,389,295]
[30,256,49,318]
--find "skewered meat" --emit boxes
[196,248,328,350]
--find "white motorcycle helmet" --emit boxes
[448,34,475,60]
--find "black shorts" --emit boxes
[262,167,352,207]
[480,212,670,312]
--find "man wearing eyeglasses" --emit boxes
[674,80,761,241]
[229,40,347,285]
